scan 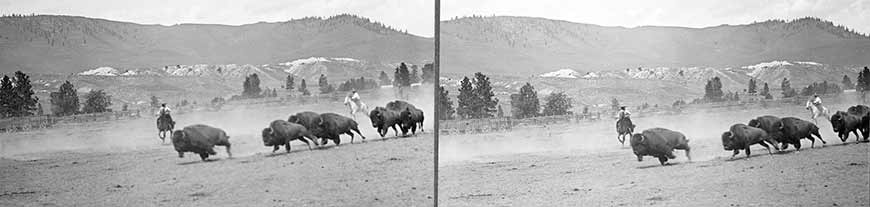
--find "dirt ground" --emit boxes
[440,101,870,206]
[0,95,434,207]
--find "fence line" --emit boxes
[0,110,141,133]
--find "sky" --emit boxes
[0,0,435,37]
[442,0,870,34]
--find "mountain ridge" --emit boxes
[0,14,433,74]
[442,16,870,76]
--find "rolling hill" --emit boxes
[0,14,433,74]
[441,16,870,76]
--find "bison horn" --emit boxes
[639,134,645,142]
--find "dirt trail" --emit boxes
[440,102,870,206]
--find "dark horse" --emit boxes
[616,117,635,146]
[157,114,175,144]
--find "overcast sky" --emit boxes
[443,0,870,34]
[0,0,435,37]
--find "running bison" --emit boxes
[847,105,870,139]
[288,111,322,130]
[400,107,425,135]
[318,113,366,145]
[630,128,692,165]
[775,117,826,150]
[369,106,403,137]
[721,124,779,159]
[830,111,865,142]
[171,124,232,161]
[262,120,319,153]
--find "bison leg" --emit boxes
[178,151,185,158]
[351,126,366,140]
[225,144,232,158]
[391,125,399,137]
[852,130,862,142]
[298,137,313,150]
[658,156,669,165]
[730,149,740,159]
[272,145,280,153]
[744,147,752,158]
[812,130,826,145]
[346,132,355,143]
[757,141,773,155]
[284,142,292,153]
[199,153,209,161]
[683,148,691,162]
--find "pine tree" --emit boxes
[0,76,13,117]
[781,78,796,98]
[393,63,411,87]
[150,95,160,108]
[82,89,111,114]
[748,78,757,94]
[496,105,504,117]
[299,79,310,96]
[378,71,391,86]
[242,73,262,98]
[421,63,435,84]
[286,75,295,90]
[8,71,38,117]
[542,92,572,116]
[611,97,620,111]
[842,75,854,90]
[472,72,498,118]
[857,67,870,94]
[51,81,80,116]
[455,77,474,119]
[438,86,455,120]
[511,82,539,118]
[410,67,420,83]
[704,77,724,102]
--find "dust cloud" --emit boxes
[0,84,436,160]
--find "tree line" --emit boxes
[0,71,114,118]
[438,72,572,120]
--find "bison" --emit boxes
[369,107,403,137]
[288,111,321,130]
[386,100,417,112]
[262,120,319,153]
[830,111,865,142]
[630,128,692,165]
[400,107,425,135]
[847,105,870,139]
[171,124,232,161]
[317,113,366,145]
[775,117,826,150]
[721,124,779,159]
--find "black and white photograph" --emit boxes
[0,0,435,206]
[438,0,870,206]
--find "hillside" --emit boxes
[441,16,870,76]
[0,14,433,74]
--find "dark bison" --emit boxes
[775,117,826,150]
[721,124,779,159]
[847,105,870,139]
[830,111,865,142]
[630,128,692,165]
[171,124,232,161]
[400,107,425,135]
[317,113,366,145]
[369,106,403,137]
[262,120,319,153]
[386,100,417,112]
[288,111,321,130]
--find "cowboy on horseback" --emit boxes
[348,89,361,105]
[344,89,367,120]
[616,106,631,127]
[806,94,829,124]
[157,103,174,126]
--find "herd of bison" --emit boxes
[628,104,870,165]
[168,100,425,161]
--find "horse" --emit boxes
[806,101,830,125]
[616,117,635,146]
[157,114,175,144]
[344,96,369,121]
